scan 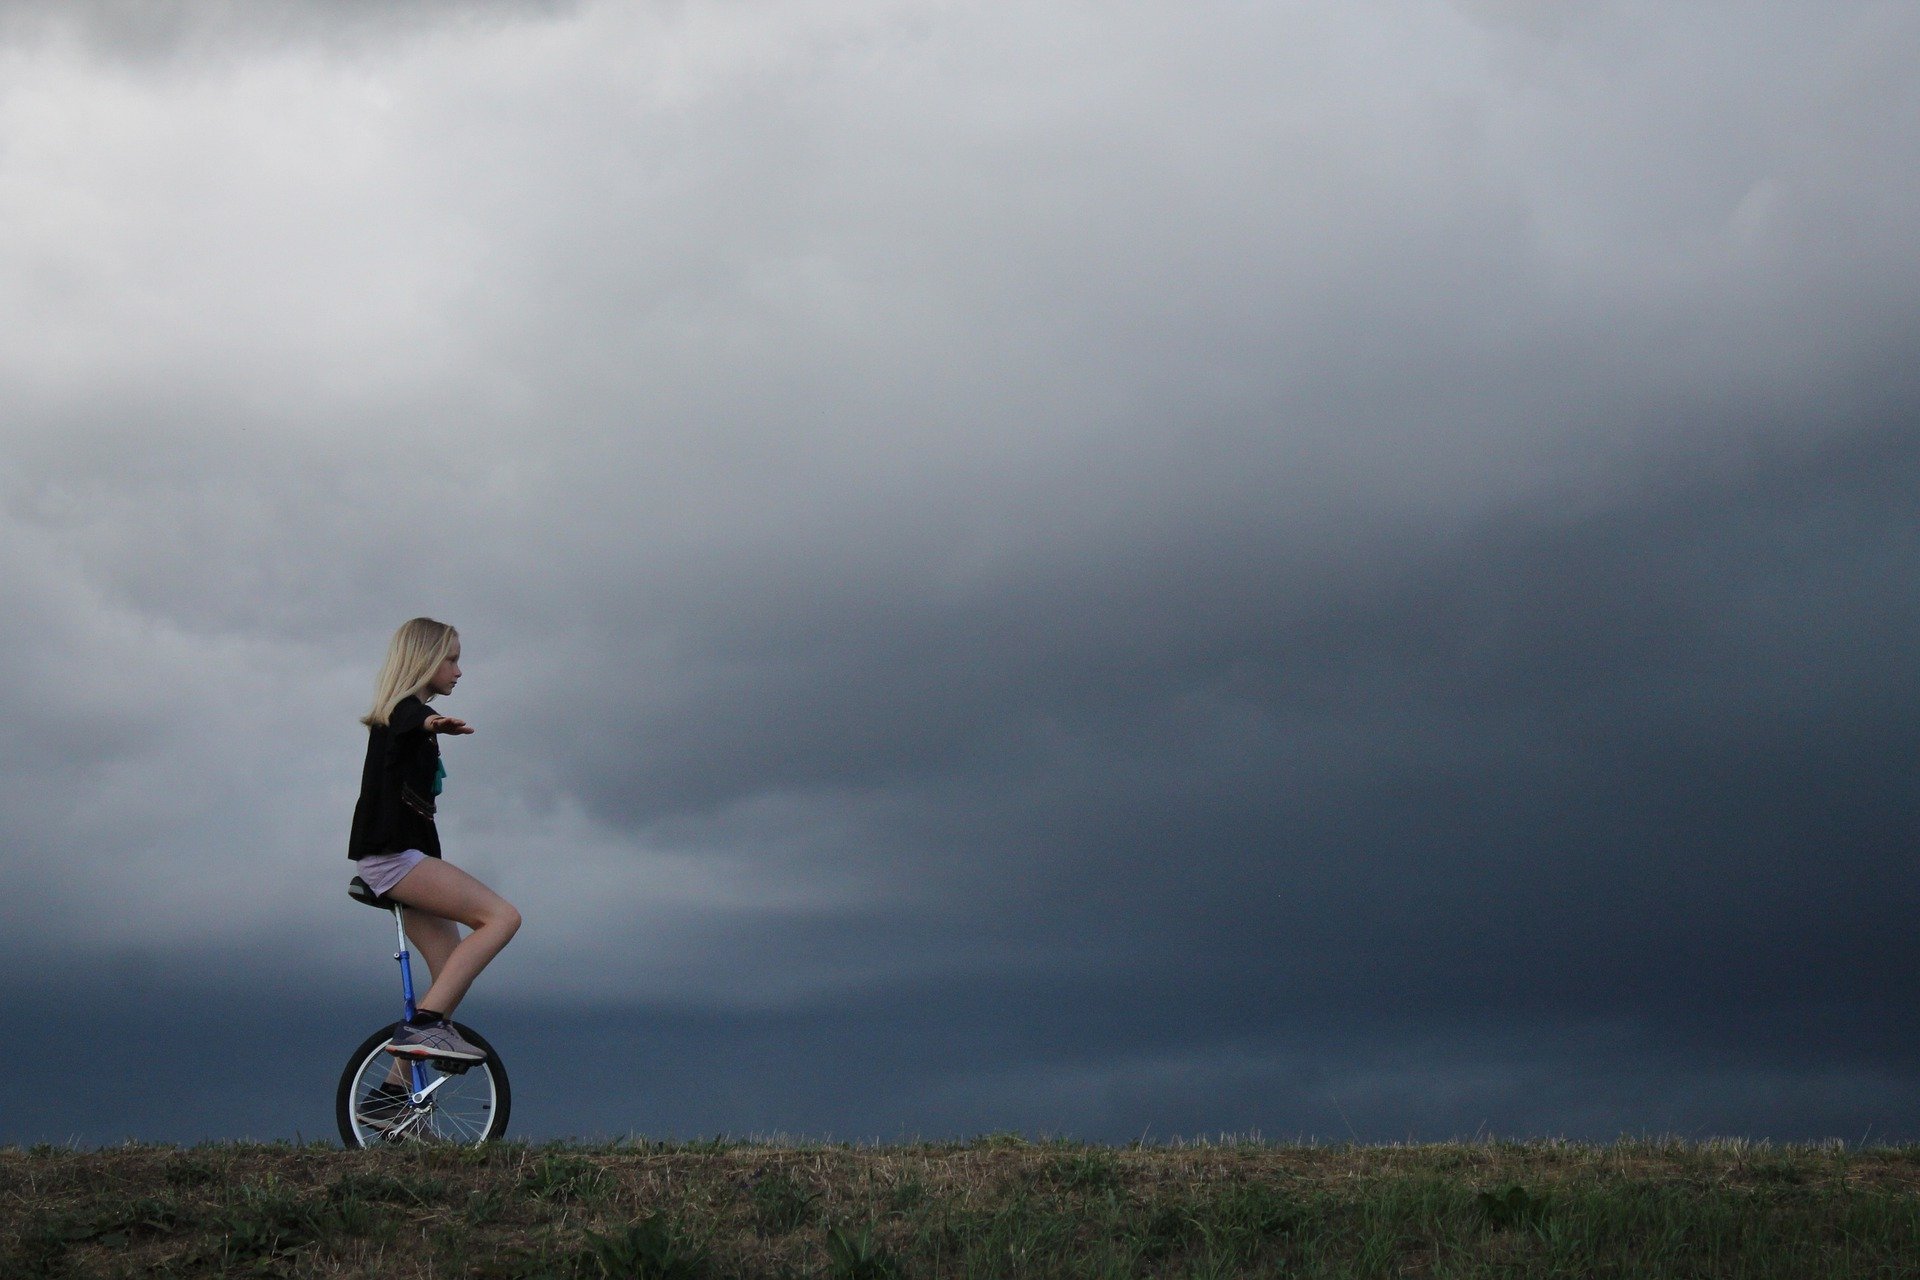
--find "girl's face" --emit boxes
[426,644,462,698]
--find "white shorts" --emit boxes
[353,848,428,897]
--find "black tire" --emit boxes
[335,1021,510,1147]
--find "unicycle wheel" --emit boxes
[335,1021,510,1147]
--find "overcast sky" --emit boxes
[4,0,1919,1146]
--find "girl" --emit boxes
[349,617,521,1064]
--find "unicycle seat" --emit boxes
[348,876,396,909]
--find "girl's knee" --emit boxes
[491,901,523,940]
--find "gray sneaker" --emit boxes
[385,1019,485,1062]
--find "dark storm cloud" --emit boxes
[0,0,573,59]
[510,395,1920,1105]
[3,1,1919,1143]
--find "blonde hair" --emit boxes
[362,617,460,728]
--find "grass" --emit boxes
[2,1136,1918,1277]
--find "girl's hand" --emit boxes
[425,715,474,735]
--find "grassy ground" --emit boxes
[3,1136,1918,1278]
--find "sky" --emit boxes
[3,0,1919,1146]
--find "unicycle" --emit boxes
[335,876,511,1146]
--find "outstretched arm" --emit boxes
[424,715,474,735]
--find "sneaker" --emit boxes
[358,1080,413,1130]
[384,1019,486,1062]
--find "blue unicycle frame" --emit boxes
[386,900,433,1107]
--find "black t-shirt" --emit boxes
[348,695,443,861]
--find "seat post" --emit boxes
[392,902,418,1022]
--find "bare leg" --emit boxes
[383,912,466,1086]
[404,912,462,992]
[384,859,521,1018]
